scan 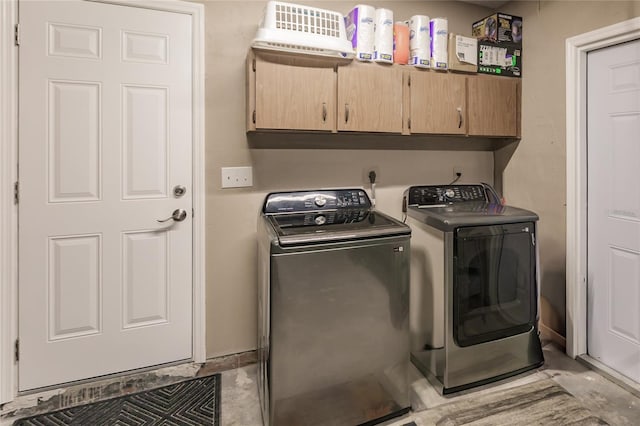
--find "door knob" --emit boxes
[157,209,188,223]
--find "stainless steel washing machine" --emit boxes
[402,184,544,394]
[257,189,411,426]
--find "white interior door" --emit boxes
[587,39,640,382]
[18,0,193,391]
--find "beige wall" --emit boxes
[200,0,640,358]
[497,0,640,337]
[201,0,500,358]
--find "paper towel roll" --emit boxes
[430,17,448,70]
[374,8,393,63]
[345,5,375,61]
[393,22,409,64]
[409,15,430,68]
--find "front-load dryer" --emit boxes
[403,183,544,394]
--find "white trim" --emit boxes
[566,17,640,359]
[0,0,205,403]
[0,0,18,405]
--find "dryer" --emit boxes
[403,184,544,394]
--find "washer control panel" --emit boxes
[406,185,487,206]
[264,189,371,213]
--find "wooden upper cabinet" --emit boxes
[337,62,403,133]
[467,77,519,137]
[409,71,466,135]
[250,54,336,131]
[246,51,522,140]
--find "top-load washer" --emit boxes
[257,188,411,425]
[403,183,544,394]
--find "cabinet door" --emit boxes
[254,58,336,131]
[337,63,403,133]
[409,71,466,134]
[468,77,518,137]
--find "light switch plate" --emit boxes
[221,166,253,188]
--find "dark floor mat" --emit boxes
[14,374,220,426]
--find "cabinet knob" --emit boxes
[457,107,463,129]
[322,102,327,123]
[345,104,350,123]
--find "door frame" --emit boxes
[566,17,640,359]
[0,0,205,403]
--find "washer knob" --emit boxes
[314,195,327,207]
[445,188,455,199]
[314,215,327,225]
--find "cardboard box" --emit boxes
[477,41,522,77]
[448,33,477,73]
[472,13,522,45]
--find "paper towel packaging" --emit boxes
[374,8,393,63]
[409,15,430,68]
[393,22,409,64]
[345,5,375,61]
[448,33,477,73]
[430,17,448,70]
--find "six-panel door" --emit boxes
[18,0,193,390]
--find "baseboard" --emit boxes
[539,322,566,350]
[198,349,257,376]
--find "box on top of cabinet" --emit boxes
[472,13,522,45]
[477,41,521,77]
[448,33,477,73]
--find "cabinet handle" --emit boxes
[322,102,327,122]
[457,107,463,129]
[345,104,350,123]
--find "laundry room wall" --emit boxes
[495,1,640,342]
[198,0,500,358]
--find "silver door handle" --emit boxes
[157,209,187,223]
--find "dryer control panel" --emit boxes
[405,185,488,206]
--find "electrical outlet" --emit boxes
[221,166,253,188]
[453,166,463,180]
[363,167,380,184]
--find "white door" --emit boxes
[587,39,640,382]
[18,0,193,391]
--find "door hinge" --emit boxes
[14,24,20,46]
[14,340,19,362]
[252,58,256,72]
[13,181,19,204]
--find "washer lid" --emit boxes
[408,201,538,232]
[269,209,410,246]
[262,189,409,246]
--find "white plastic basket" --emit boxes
[252,1,355,59]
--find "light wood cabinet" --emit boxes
[247,53,336,132]
[467,77,519,137]
[336,62,404,133]
[408,71,466,135]
[246,51,521,142]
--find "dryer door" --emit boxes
[453,222,537,347]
